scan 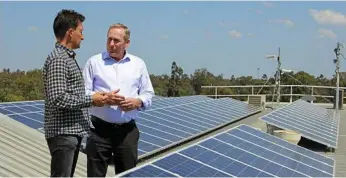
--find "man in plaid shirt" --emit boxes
[42,9,112,177]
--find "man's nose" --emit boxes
[110,40,117,47]
[110,40,115,46]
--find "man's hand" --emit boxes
[92,92,108,107]
[106,89,125,106]
[119,98,142,112]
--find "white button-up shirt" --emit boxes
[83,51,155,123]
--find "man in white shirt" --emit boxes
[83,23,155,176]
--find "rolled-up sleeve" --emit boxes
[46,57,92,109]
[138,62,154,110]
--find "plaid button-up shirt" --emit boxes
[42,43,92,138]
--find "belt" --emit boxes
[91,115,135,127]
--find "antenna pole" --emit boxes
[334,42,342,111]
[276,47,281,107]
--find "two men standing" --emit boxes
[42,9,154,177]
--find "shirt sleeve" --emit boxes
[83,59,96,96]
[46,57,92,109]
[137,62,155,111]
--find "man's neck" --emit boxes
[58,40,73,50]
[110,51,126,61]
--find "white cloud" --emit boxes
[269,19,294,27]
[159,35,169,40]
[228,30,242,38]
[262,1,274,8]
[309,9,346,25]
[28,26,38,32]
[318,28,337,39]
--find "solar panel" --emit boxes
[149,95,213,110]
[118,124,335,177]
[136,97,262,158]
[152,95,166,100]
[260,99,339,149]
[0,100,44,129]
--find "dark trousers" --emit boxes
[46,135,82,177]
[86,116,140,177]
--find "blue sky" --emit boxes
[1,1,346,79]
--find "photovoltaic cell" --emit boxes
[118,124,335,177]
[260,99,339,149]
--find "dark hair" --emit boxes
[53,9,85,40]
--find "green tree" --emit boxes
[167,61,183,97]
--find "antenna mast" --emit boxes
[334,42,343,112]
[267,47,282,108]
[276,47,281,107]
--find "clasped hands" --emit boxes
[91,89,142,111]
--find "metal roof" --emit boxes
[0,114,115,177]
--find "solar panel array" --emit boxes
[0,95,211,130]
[119,124,335,177]
[1,97,338,177]
[0,96,262,158]
[260,99,339,149]
[136,97,262,157]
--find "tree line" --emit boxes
[1,62,345,103]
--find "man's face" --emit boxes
[107,28,130,60]
[69,21,84,49]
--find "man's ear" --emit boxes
[66,28,74,39]
[125,39,131,48]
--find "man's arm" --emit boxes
[46,57,92,109]
[83,59,96,96]
[137,62,155,110]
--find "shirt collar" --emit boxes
[102,51,131,62]
[55,43,76,58]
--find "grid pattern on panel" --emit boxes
[260,99,339,149]
[119,124,335,178]
[0,100,44,129]
[136,97,262,157]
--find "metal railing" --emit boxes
[201,84,346,103]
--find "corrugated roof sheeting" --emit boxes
[0,114,115,177]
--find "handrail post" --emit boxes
[290,86,293,103]
[311,86,314,96]
[215,87,218,99]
